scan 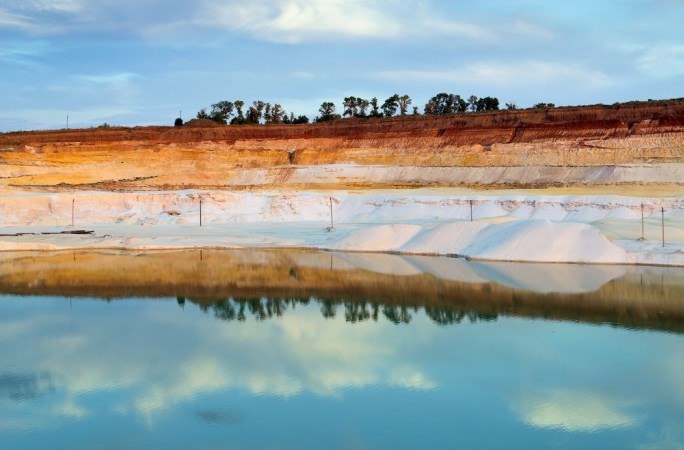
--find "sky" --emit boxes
[1,0,683,131]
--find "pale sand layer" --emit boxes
[1,188,683,266]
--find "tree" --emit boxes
[269,103,285,123]
[292,115,309,124]
[369,97,383,118]
[316,102,340,122]
[475,96,500,112]
[196,108,210,119]
[424,93,466,115]
[534,102,555,108]
[467,95,478,112]
[381,94,400,117]
[246,100,266,124]
[263,103,272,123]
[357,98,370,117]
[174,117,183,126]
[412,106,419,115]
[505,101,517,110]
[209,100,234,124]
[343,96,357,117]
[398,94,412,116]
[230,100,246,124]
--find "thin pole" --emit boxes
[329,197,334,229]
[66,115,69,130]
[199,197,203,227]
[71,198,74,227]
[469,200,473,222]
[661,207,665,247]
[640,203,644,240]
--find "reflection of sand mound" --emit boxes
[469,261,627,294]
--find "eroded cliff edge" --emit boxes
[1,100,683,191]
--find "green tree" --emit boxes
[381,94,400,117]
[475,96,500,111]
[292,115,309,124]
[174,117,183,126]
[343,96,357,117]
[316,102,340,122]
[357,98,370,117]
[533,102,556,108]
[424,93,466,115]
[246,100,266,123]
[231,100,246,124]
[398,94,412,115]
[369,97,383,118]
[270,104,285,123]
[467,95,478,112]
[196,108,210,119]
[209,100,234,124]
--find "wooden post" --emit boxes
[661,207,665,247]
[469,200,473,222]
[71,198,74,227]
[199,197,203,227]
[329,197,334,229]
[640,203,644,240]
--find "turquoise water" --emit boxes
[1,254,683,449]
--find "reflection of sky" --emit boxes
[1,295,683,450]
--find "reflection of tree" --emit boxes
[0,371,55,401]
[196,297,498,327]
[383,305,412,324]
[321,300,336,318]
[425,306,498,325]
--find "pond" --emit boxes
[1,249,683,450]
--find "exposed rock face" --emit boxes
[1,101,683,190]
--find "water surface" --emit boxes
[1,250,683,450]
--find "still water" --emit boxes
[1,250,683,450]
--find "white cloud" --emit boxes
[196,0,403,44]
[373,61,613,88]
[76,72,140,87]
[515,390,637,432]
[15,0,85,13]
[421,17,496,42]
[637,45,684,78]
[512,21,554,40]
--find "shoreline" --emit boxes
[1,188,682,267]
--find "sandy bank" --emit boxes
[1,189,682,266]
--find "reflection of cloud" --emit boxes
[0,301,438,430]
[55,399,87,419]
[515,390,637,432]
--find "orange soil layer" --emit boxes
[1,101,684,191]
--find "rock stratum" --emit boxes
[2,100,684,191]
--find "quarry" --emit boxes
[1,100,683,266]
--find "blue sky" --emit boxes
[1,0,683,131]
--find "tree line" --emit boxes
[180,93,558,126]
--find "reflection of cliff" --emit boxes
[1,101,683,190]
[1,249,683,333]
